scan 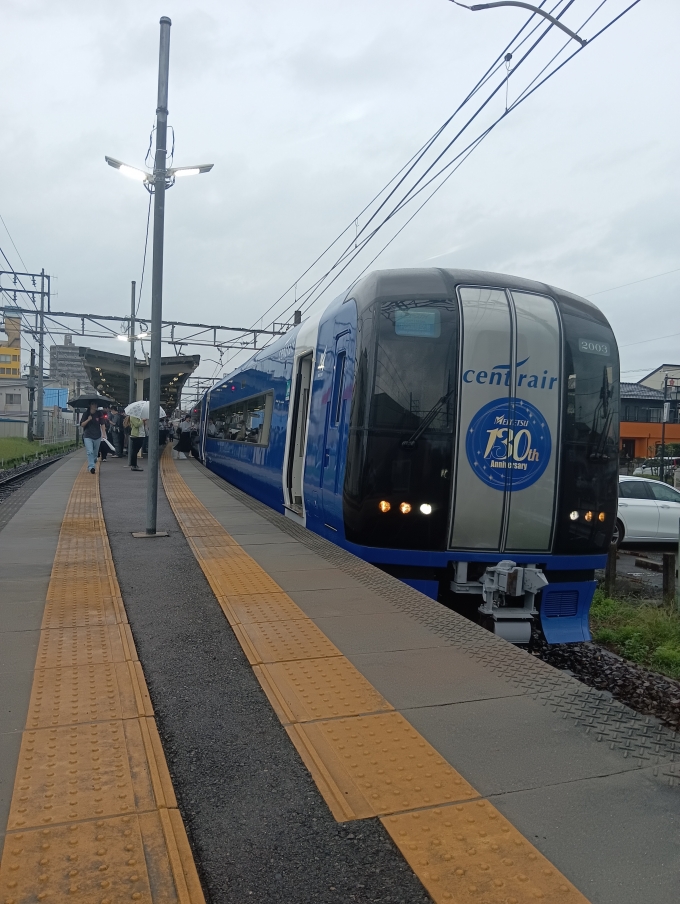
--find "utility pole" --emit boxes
[27,348,36,442]
[146,16,171,536]
[36,268,46,439]
[128,281,136,466]
[660,374,668,483]
[129,281,136,405]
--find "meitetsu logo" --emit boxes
[466,397,551,491]
[462,356,558,390]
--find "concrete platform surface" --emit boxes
[2,450,678,904]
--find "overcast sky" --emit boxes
[0,0,677,389]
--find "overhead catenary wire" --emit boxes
[276,0,635,328]
[211,1,577,383]
[136,192,153,317]
[250,0,615,337]
[244,0,565,335]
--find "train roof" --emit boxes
[210,267,610,399]
[346,268,608,324]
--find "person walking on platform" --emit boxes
[80,402,106,474]
[110,406,124,457]
[174,415,193,458]
[98,410,112,462]
[128,415,147,472]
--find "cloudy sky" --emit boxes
[0,0,677,389]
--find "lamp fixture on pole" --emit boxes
[448,1,587,46]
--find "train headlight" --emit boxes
[584,511,593,522]
[378,500,391,513]
[598,512,606,522]
[569,511,579,521]
[399,502,412,514]
[419,503,432,515]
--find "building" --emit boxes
[620,376,680,460]
[638,363,680,392]
[0,375,74,441]
[0,308,21,379]
[49,335,96,396]
[48,336,200,411]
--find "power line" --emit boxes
[243,0,566,336]
[284,0,632,326]
[586,266,680,298]
[0,213,29,272]
[136,192,152,317]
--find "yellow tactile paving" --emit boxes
[382,801,589,903]
[237,617,344,664]
[287,713,478,820]
[26,664,135,729]
[161,449,592,904]
[0,463,205,904]
[254,657,393,724]
[220,591,305,625]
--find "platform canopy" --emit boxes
[78,347,200,411]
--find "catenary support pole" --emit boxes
[128,281,136,465]
[604,542,617,596]
[677,518,680,612]
[660,374,668,483]
[36,269,45,439]
[27,348,35,442]
[662,552,675,606]
[146,16,171,535]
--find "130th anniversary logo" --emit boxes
[465,397,551,491]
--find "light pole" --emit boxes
[449,1,587,46]
[105,16,213,536]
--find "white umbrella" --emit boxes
[124,401,166,419]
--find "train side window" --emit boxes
[619,481,654,500]
[209,391,273,446]
[332,351,346,426]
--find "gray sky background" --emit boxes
[0,0,677,388]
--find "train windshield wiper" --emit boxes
[401,388,455,448]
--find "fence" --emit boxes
[0,418,27,439]
[40,411,77,445]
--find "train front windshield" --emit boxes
[344,288,619,555]
[344,298,458,550]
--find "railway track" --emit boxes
[0,453,69,503]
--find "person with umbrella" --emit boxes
[124,401,165,472]
[128,414,146,472]
[80,402,107,474]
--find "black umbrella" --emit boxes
[68,394,115,410]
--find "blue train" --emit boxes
[198,269,619,645]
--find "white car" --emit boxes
[615,476,680,546]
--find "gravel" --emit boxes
[534,637,680,731]
[99,458,432,904]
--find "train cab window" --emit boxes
[209,392,273,446]
[344,297,458,550]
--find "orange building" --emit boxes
[620,366,680,460]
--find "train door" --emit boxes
[449,287,561,552]
[285,353,313,513]
[321,330,352,527]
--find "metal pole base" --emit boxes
[131,531,170,538]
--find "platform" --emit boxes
[1,449,678,903]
